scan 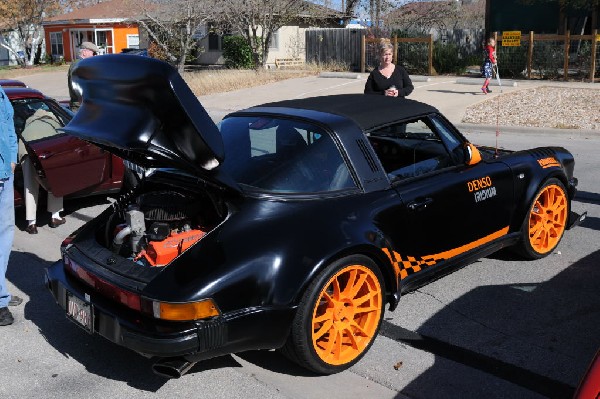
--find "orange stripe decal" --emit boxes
[383,226,509,281]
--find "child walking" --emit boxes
[481,37,496,94]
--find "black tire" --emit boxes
[281,255,385,374]
[515,178,568,260]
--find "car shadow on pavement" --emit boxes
[235,350,320,377]
[384,248,600,398]
[14,193,113,232]
[6,250,240,390]
[575,191,600,206]
[578,214,600,232]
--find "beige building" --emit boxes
[195,11,345,67]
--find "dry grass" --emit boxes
[1,64,320,96]
[183,61,351,96]
[183,68,318,96]
[0,64,70,79]
[1,62,349,97]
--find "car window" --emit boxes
[429,115,464,162]
[11,98,69,136]
[219,116,355,193]
[368,117,460,180]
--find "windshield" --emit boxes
[219,116,355,193]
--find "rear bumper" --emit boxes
[44,261,295,360]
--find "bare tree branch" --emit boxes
[0,0,71,67]
[126,0,213,73]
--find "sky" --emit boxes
[313,0,450,14]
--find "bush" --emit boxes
[433,42,481,75]
[433,42,462,74]
[222,36,254,69]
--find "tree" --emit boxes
[214,0,333,68]
[519,0,598,9]
[128,0,213,73]
[384,0,485,33]
[0,0,67,67]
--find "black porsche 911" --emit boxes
[45,55,585,378]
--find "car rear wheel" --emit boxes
[281,255,384,374]
[517,178,568,259]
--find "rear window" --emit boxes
[219,116,355,193]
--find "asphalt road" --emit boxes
[1,71,599,399]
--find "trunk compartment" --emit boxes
[86,175,228,272]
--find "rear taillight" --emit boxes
[143,299,220,321]
[63,256,141,311]
[63,256,220,321]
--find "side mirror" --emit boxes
[465,143,481,166]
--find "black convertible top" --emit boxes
[258,94,439,131]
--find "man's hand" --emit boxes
[11,162,15,173]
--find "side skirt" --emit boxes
[398,232,521,295]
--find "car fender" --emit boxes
[142,195,399,313]
[502,147,573,232]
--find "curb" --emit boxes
[455,77,518,87]
[318,72,431,82]
[455,123,600,137]
[317,72,515,87]
[319,72,366,79]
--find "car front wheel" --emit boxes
[281,255,385,374]
[517,178,568,259]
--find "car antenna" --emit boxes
[494,63,502,158]
[495,95,500,158]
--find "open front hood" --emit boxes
[63,54,239,192]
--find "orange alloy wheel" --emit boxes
[311,264,383,365]
[528,184,567,254]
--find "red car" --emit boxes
[574,350,600,399]
[6,86,132,207]
[0,79,27,88]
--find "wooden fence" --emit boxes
[305,30,433,74]
[305,29,365,72]
[305,29,599,81]
[494,30,599,81]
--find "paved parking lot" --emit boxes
[3,70,599,399]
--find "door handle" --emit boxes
[38,152,53,160]
[407,197,433,211]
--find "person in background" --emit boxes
[0,85,23,326]
[364,40,414,98]
[481,37,497,94]
[19,109,65,234]
[68,41,99,111]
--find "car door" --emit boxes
[12,98,110,197]
[372,115,514,281]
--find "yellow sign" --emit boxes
[502,31,521,46]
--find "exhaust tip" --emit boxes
[152,358,195,379]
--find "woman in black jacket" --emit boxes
[364,40,413,98]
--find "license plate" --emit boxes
[66,292,93,333]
